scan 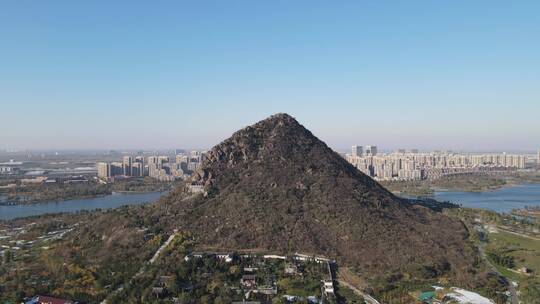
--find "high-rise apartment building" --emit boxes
[131,162,144,177]
[158,156,170,164]
[122,156,133,176]
[365,146,377,156]
[147,156,159,165]
[97,162,110,179]
[351,145,363,157]
[346,147,528,182]
[176,154,188,164]
[110,162,124,176]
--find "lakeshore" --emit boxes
[433,183,540,213]
[0,191,166,220]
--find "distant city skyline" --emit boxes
[0,145,538,155]
[1,1,539,150]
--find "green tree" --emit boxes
[521,278,540,304]
[3,250,13,264]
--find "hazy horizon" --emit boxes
[1,2,539,151]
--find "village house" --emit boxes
[253,286,278,295]
[284,263,298,275]
[216,252,234,263]
[241,274,257,289]
[263,254,286,260]
[323,280,334,294]
[293,252,333,264]
[518,266,532,274]
[152,287,165,299]
[25,295,76,304]
[183,252,204,261]
[183,251,233,262]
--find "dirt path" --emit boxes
[498,226,540,241]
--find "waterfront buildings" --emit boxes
[131,162,144,177]
[133,156,144,177]
[96,151,204,181]
[96,162,110,179]
[346,146,528,181]
[122,156,132,176]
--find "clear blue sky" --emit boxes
[1,1,539,152]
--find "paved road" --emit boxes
[478,244,519,304]
[101,232,178,303]
[100,194,197,303]
[149,233,177,264]
[337,279,381,304]
[498,226,540,241]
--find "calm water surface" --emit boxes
[433,183,540,213]
[0,191,165,220]
[2,184,539,220]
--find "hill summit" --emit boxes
[164,113,480,283]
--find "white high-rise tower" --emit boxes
[352,145,363,157]
[365,145,378,156]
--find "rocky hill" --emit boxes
[161,113,483,285]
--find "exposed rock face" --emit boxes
[194,113,383,195]
[164,113,481,284]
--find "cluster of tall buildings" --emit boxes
[97,151,204,182]
[346,146,528,181]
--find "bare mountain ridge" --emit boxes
[162,113,483,285]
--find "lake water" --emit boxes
[0,191,165,220]
[1,184,539,220]
[433,183,540,213]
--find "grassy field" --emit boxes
[486,230,540,281]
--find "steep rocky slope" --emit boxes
[161,113,482,284]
